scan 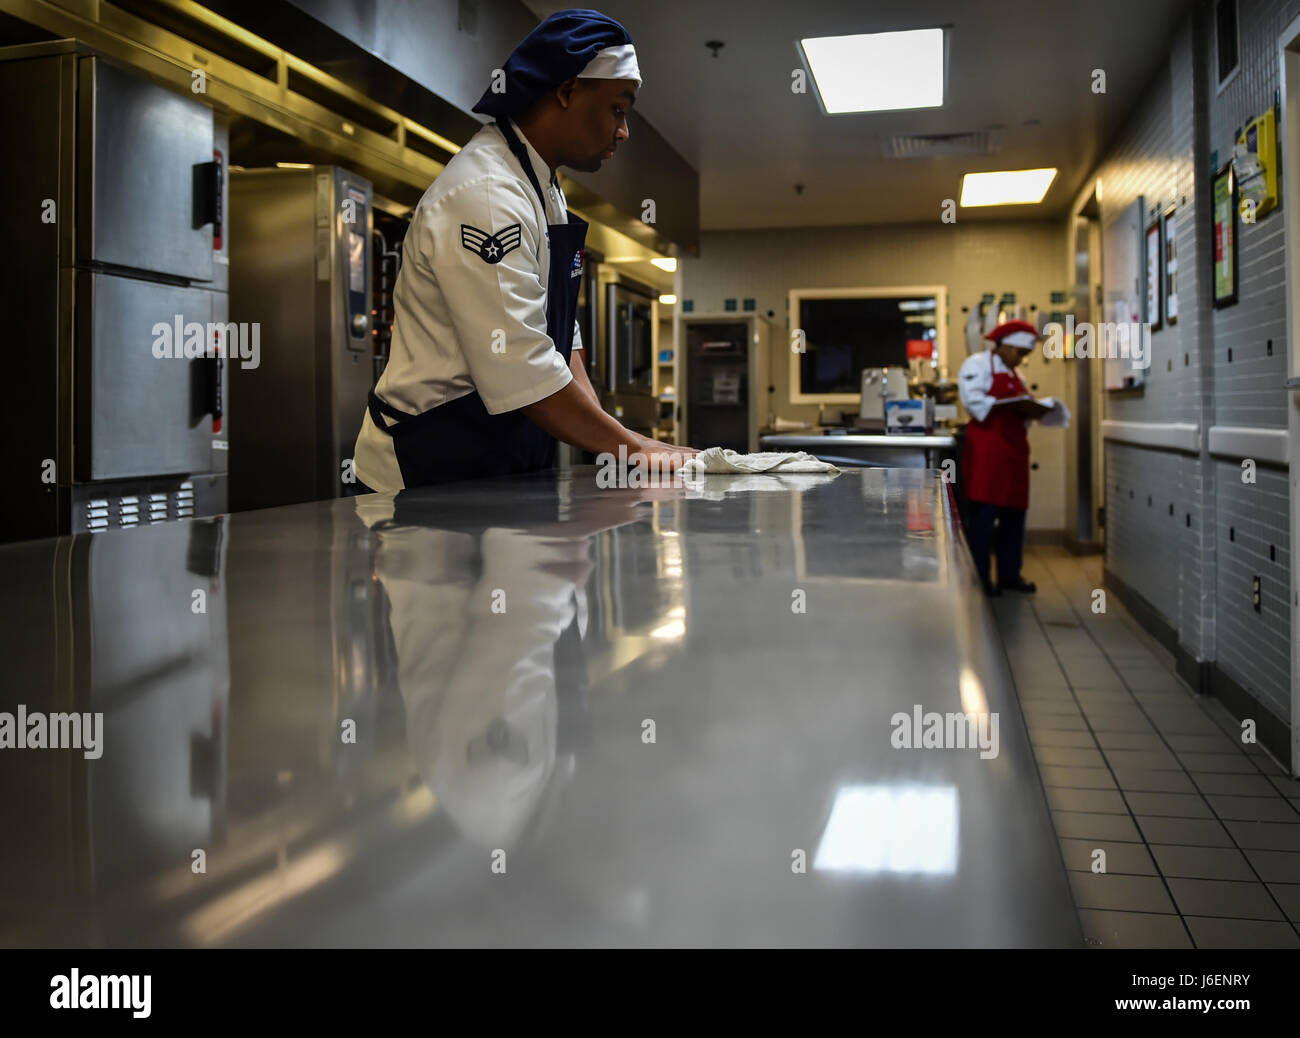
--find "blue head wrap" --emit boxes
[472,9,638,118]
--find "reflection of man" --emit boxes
[957,320,1067,597]
[353,485,658,849]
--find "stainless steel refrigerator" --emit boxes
[227,165,373,511]
[0,41,230,544]
[602,278,658,439]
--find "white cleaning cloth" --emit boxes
[679,447,841,477]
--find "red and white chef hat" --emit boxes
[985,319,1039,350]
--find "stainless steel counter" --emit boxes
[760,432,958,469]
[0,467,1080,947]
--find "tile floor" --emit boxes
[994,545,1300,948]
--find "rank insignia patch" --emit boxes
[461,223,522,264]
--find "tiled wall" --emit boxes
[1081,0,1292,733]
[1104,441,1189,626]
[1092,31,1198,430]
[1213,0,1293,430]
[680,221,1069,531]
[1215,460,1292,720]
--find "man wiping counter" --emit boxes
[351,9,697,493]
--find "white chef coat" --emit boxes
[957,349,1070,428]
[957,349,1022,422]
[353,117,584,493]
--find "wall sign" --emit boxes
[1163,206,1178,325]
[1101,196,1146,390]
[1145,217,1163,331]
[1212,162,1238,308]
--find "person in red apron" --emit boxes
[958,320,1054,596]
[350,10,695,494]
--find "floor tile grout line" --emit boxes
[1013,549,1197,947]
[1072,903,1295,923]
[1031,547,1298,935]
[1042,830,1300,852]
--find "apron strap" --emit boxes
[368,388,411,435]
[496,117,550,214]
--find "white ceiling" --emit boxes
[525,0,1193,229]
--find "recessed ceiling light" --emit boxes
[650,257,678,272]
[799,28,945,113]
[959,168,1058,207]
[658,294,677,305]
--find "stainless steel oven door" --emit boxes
[606,281,655,396]
[78,57,215,282]
[77,272,216,480]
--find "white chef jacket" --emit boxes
[957,349,1070,428]
[353,117,583,492]
[957,349,1021,422]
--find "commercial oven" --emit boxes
[0,41,230,543]
[600,278,658,439]
[227,165,373,511]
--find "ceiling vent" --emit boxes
[884,131,999,159]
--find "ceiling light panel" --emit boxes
[959,168,1058,206]
[801,29,945,114]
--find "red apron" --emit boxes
[963,351,1030,510]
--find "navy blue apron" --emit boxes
[367,117,589,488]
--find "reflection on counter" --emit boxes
[0,468,1078,947]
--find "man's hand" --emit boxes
[629,433,699,473]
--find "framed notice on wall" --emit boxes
[1101,196,1146,390]
[1164,206,1178,324]
[1145,217,1163,330]
[1212,162,1238,307]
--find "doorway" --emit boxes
[1065,187,1106,554]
